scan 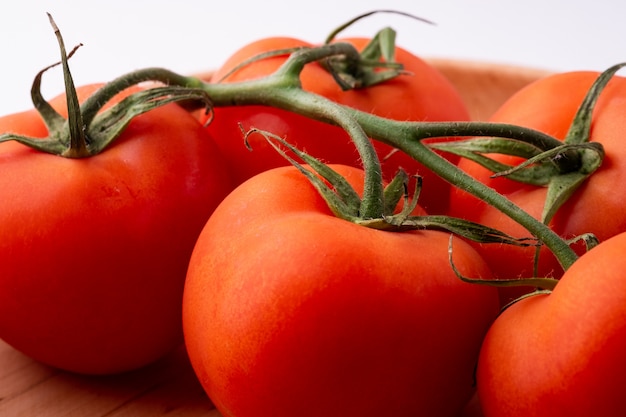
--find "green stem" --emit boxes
[97,43,578,270]
[316,101,385,219]
[385,120,565,151]
[398,141,578,270]
[48,13,88,157]
[209,84,577,269]
[273,42,363,82]
[79,67,203,126]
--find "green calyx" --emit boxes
[0,14,210,158]
[322,10,434,90]
[322,27,407,90]
[213,9,432,92]
[246,126,535,249]
[433,62,626,225]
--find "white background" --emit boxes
[0,0,624,116]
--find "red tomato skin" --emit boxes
[0,109,47,137]
[183,164,499,417]
[477,232,626,417]
[0,85,235,374]
[205,36,471,214]
[448,72,626,288]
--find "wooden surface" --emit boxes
[429,58,551,120]
[0,59,550,417]
[0,339,220,416]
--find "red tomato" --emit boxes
[204,36,471,214]
[448,71,626,296]
[0,109,47,137]
[0,84,234,374]
[477,231,626,417]
[183,164,499,417]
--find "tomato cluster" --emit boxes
[1,17,626,417]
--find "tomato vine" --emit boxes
[7,14,622,278]
[84,44,583,271]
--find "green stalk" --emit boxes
[47,13,88,157]
[92,43,579,270]
[227,85,578,270]
[78,68,204,124]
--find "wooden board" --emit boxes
[0,59,550,416]
[429,58,551,120]
[0,339,220,416]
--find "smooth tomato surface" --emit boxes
[183,164,499,417]
[0,109,47,137]
[477,231,626,416]
[448,71,626,290]
[0,84,234,374]
[204,36,471,214]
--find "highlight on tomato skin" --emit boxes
[182,163,500,417]
[0,84,236,375]
[203,35,472,215]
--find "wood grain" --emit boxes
[0,59,549,416]
[0,339,220,416]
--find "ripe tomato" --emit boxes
[0,84,234,374]
[203,36,471,214]
[0,110,47,137]
[183,164,499,417]
[448,71,626,293]
[476,231,626,417]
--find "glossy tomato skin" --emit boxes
[204,36,471,214]
[183,164,499,417]
[477,232,626,417]
[0,85,234,374]
[448,71,626,289]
